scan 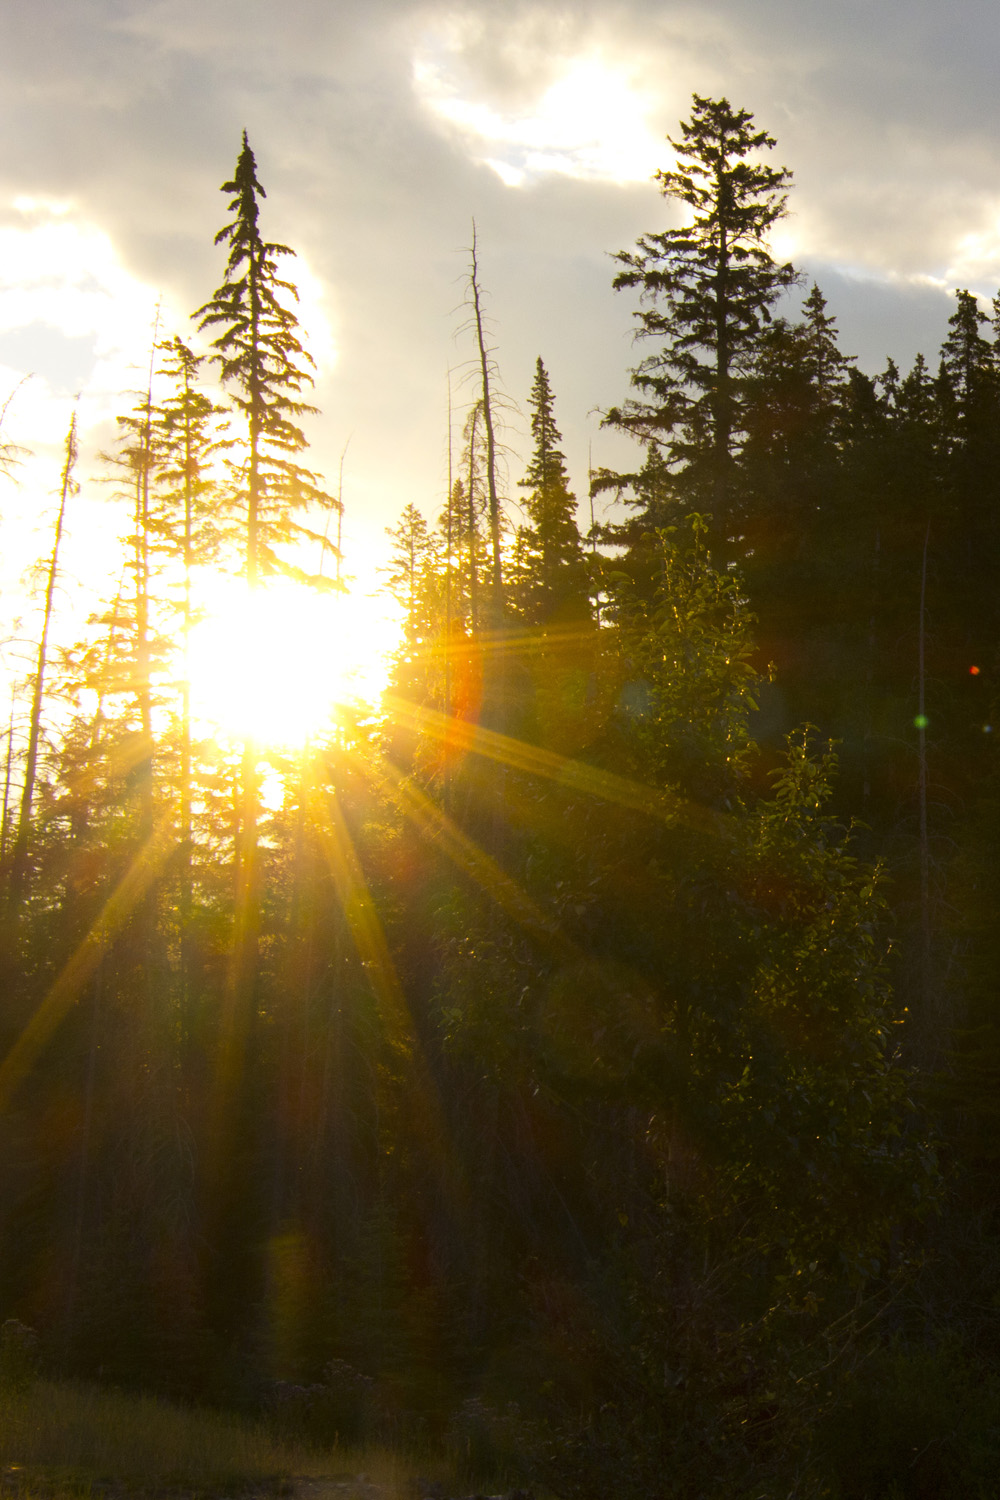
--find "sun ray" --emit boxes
[0,820,176,1112]
[382,695,728,835]
[304,775,464,1205]
[306,780,414,1055]
[59,728,156,807]
[370,756,578,965]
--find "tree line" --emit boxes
[1,96,999,1498]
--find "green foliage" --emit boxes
[723,733,937,1273]
[606,513,760,802]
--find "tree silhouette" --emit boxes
[609,94,799,546]
[196,131,337,589]
[514,358,590,626]
[7,409,78,917]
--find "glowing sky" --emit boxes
[1,0,999,638]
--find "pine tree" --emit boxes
[608,94,799,545]
[384,503,437,645]
[196,131,338,589]
[939,289,1000,629]
[514,358,590,625]
[592,443,676,603]
[104,375,164,845]
[195,136,340,1311]
[149,337,233,977]
[382,503,448,712]
[195,134,338,908]
[737,285,851,717]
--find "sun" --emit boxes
[184,575,400,747]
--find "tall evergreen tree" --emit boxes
[938,288,1000,635]
[382,504,447,715]
[195,135,340,1340]
[514,358,590,625]
[149,337,233,985]
[196,131,337,589]
[608,94,799,546]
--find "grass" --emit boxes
[0,1379,414,1499]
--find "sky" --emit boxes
[2,0,1000,649]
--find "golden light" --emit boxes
[184,575,400,747]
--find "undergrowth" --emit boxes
[0,1379,411,1497]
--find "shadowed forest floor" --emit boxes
[0,1382,424,1500]
[1,1477,406,1500]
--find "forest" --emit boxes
[1,94,999,1499]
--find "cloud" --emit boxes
[413,40,664,186]
[3,0,1000,600]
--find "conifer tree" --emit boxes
[195,136,339,1302]
[514,358,590,625]
[384,503,437,645]
[196,131,337,589]
[105,377,162,844]
[609,94,799,544]
[195,135,337,894]
[938,288,1000,621]
[149,337,233,960]
[591,443,676,602]
[739,286,850,564]
[382,504,446,711]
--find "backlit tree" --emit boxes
[609,94,799,545]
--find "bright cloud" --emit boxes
[413,42,664,186]
[0,197,167,438]
[938,210,1000,296]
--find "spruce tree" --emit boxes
[514,358,590,625]
[939,288,1000,620]
[150,337,233,974]
[383,504,446,711]
[591,443,676,604]
[384,503,437,645]
[608,94,799,545]
[196,131,337,589]
[195,136,339,1327]
[738,285,851,698]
